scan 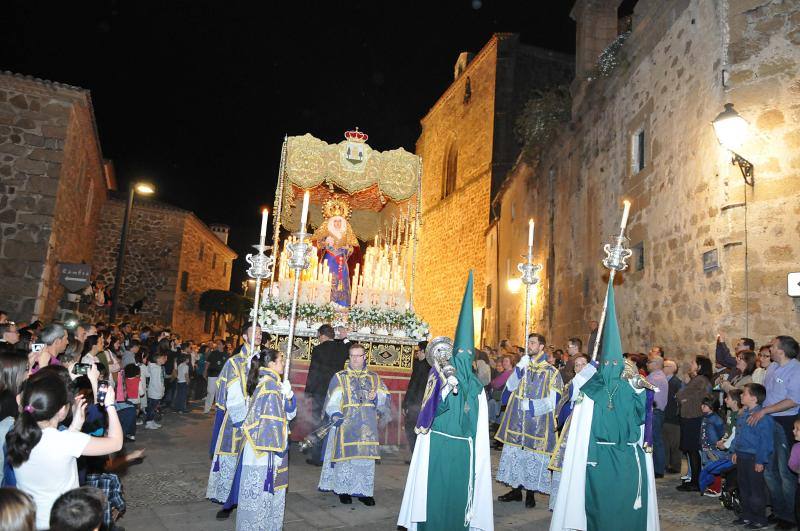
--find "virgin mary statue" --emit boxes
[311,198,359,307]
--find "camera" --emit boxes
[72,363,92,376]
[96,380,109,405]
[31,343,45,353]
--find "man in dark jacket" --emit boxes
[402,341,430,459]
[662,358,683,474]
[304,324,349,465]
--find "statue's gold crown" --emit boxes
[322,197,351,220]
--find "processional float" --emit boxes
[250,129,428,446]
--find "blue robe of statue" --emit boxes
[322,244,352,307]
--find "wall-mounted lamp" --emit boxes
[506,277,522,294]
[712,103,754,186]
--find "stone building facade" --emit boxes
[0,72,108,322]
[415,34,573,337]
[486,0,800,357]
[92,198,236,340]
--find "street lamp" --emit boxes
[712,103,754,186]
[109,181,155,323]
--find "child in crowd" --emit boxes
[731,383,774,529]
[701,390,740,497]
[49,486,105,531]
[145,352,167,430]
[786,418,800,527]
[700,396,726,466]
[173,354,190,414]
[0,487,36,531]
[7,375,122,530]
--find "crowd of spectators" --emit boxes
[0,310,238,530]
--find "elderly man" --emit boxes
[646,356,669,478]
[31,323,68,372]
[305,324,349,466]
[662,358,683,474]
[319,342,389,506]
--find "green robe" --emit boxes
[419,273,483,531]
[581,365,647,531]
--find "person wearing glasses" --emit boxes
[318,343,388,506]
[753,345,771,385]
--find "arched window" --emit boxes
[442,142,458,199]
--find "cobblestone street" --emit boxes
[119,401,735,530]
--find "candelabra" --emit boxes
[245,243,275,357]
[517,254,542,358]
[282,231,313,381]
[591,233,633,361]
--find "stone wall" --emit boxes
[172,214,236,340]
[415,34,572,338]
[489,0,800,357]
[93,198,236,338]
[93,199,185,326]
[0,73,106,321]
[415,37,498,337]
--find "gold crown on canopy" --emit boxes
[321,197,352,220]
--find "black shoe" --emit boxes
[306,458,322,467]
[768,514,779,524]
[775,521,795,530]
[525,490,536,508]
[745,523,768,529]
[358,496,375,506]
[654,473,664,478]
[215,508,233,520]
[498,488,523,502]
[339,494,352,504]
[732,517,750,526]
[676,483,698,492]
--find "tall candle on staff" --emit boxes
[259,208,269,248]
[619,199,631,236]
[527,219,535,260]
[300,190,310,233]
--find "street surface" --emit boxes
[120,402,734,530]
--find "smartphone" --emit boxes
[31,343,45,353]
[96,380,109,405]
[72,363,92,376]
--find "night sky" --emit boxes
[4,0,578,289]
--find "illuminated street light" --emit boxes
[134,182,156,195]
[712,103,754,186]
[109,181,157,322]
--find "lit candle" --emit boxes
[527,219,535,249]
[620,200,631,232]
[300,190,310,233]
[259,208,269,248]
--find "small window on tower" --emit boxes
[633,241,645,272]
[212,253,217,269]
[180,271,189,292]
[631,129,646,174]
[199,244,205,261]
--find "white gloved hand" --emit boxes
[446,375,459,388]
[516,354,530,369]
[281,380,294,399]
